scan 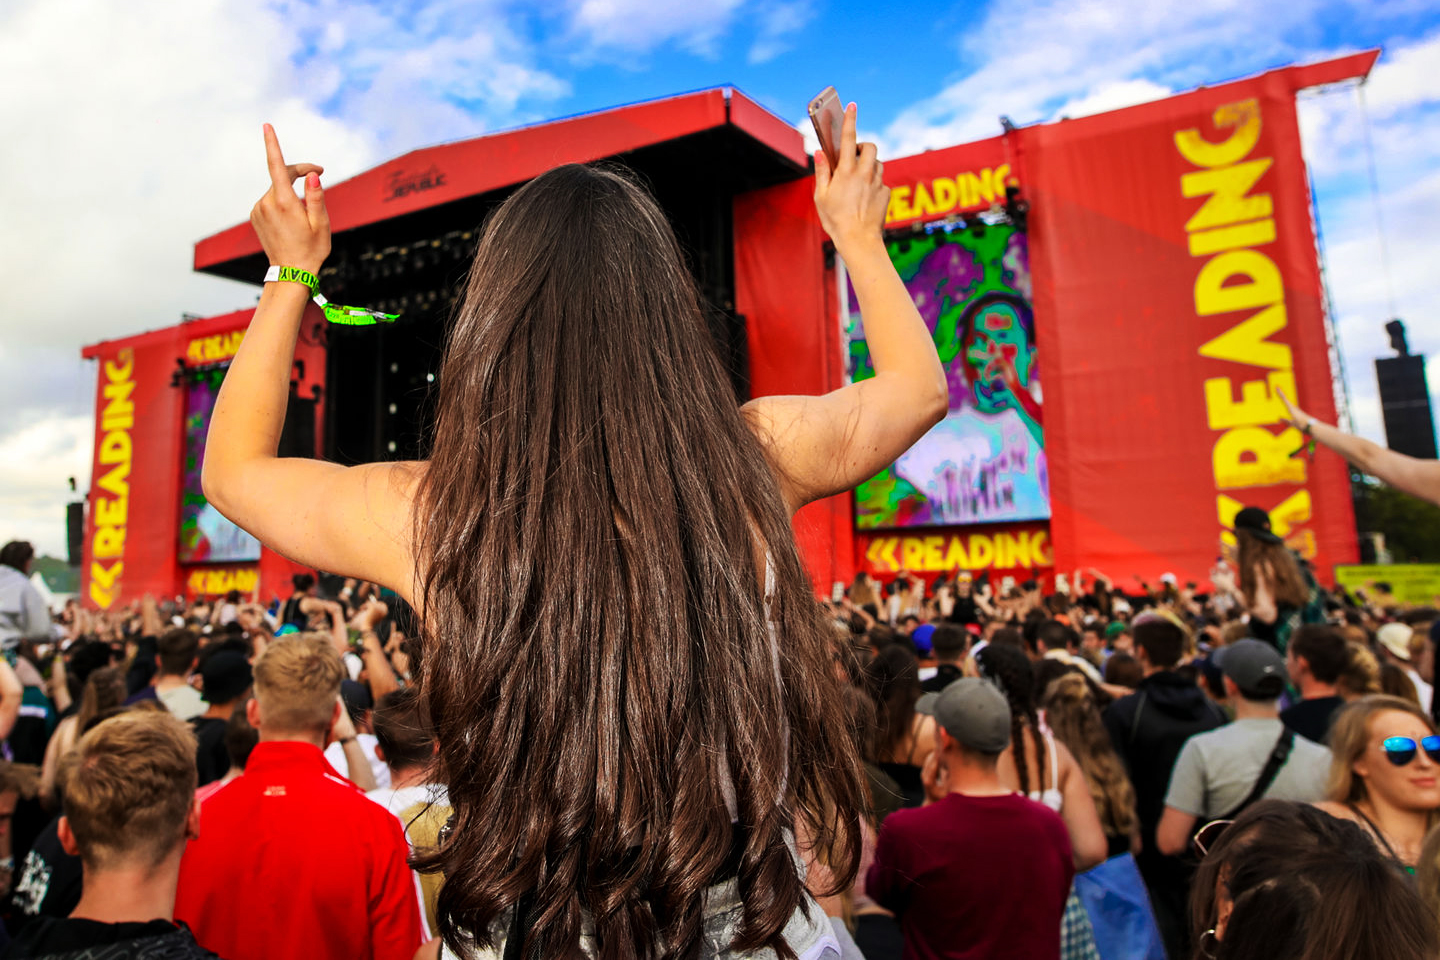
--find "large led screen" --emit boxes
[847,221,1048,529]
[178,364,261,564]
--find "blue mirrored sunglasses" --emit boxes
[1382,735,1440,766]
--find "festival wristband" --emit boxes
[263,265,400,326]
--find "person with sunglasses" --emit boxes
[1316,694,1440,868]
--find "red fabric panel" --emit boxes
[1023,65,1359,590]
[733,178,854,589]
[196,90,735,271]
[83,337,184,608]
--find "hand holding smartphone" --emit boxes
[808,86,846,170]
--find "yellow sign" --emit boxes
[1335,565,1440,606]
[186,329,244,365]
[864,529,1053,574]
[90,348,134,609]
[1176,99,1314,559]
[885,165,1014,225]
[187,566,259,596]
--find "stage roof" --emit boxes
[194,87,809,282]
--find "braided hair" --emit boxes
[976,643,1045,796]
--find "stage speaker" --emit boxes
[66,501,83,566]
[1376,354,1437,460]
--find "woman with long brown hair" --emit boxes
[1315,695,1440,868]
[203,106,946,959]
[1226,507,1320,651]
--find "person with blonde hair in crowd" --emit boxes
[4,711,210,958]
[1337,642,1382,701]
[175,633,423,959]
[1316,695,1440,868]
[1378,622,1433,713]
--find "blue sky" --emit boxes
[2,0,1439,556]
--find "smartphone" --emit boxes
[808,86,844,170]
[831,581,845,603]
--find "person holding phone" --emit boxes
[202,101,943,959]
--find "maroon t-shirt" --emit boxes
[867,792,1074,960]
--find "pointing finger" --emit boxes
[263,123,290,192]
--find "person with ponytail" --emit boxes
[202,105,947,959]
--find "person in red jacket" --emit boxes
[175,633,423,960]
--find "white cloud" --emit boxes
[1051,79,1172,120]
[565,0,747,58]
[748,0,815,65]
[0,415,93,557]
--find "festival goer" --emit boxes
[0,542,52,652]
[975,644,1105,868]
[3,711,213,959]
[368,687,448,938]
[868,644,938,809]
[39,668,126,805]
[1102,653,1142,690]
[1037,621,1103,686]
[1100,613,1225,959]
[1379,622,1434,713]
[868,678,1074,960]
[204,104,938,956]
[1280,624,1348,744]
[188,650,252,787]
[1337,641,1382,701]
[143,629,205,721]
[1227,507,1321,651]
[920,624,968,693]
[1315,695,1440,868]
[1280,387,1440,509]
[323,679,389,790]
[1382,662,1424,706]
[1155,640,1331,855]
[1190,799,1436,960]
[175,634,423,959]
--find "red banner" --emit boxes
[1023,60,1368,588]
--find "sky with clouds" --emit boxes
[3,0,1438,557]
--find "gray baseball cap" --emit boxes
[1214,638,1288,699]
[915,677,1012,754]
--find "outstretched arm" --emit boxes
[743,104,946,514]
[202,126,419,600]
[1281,389,1440,506]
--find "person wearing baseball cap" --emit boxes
[1229,505,1324,651]
[867,678,1074,960]
[1377,622,1433,713]
[1156,640,1333,860]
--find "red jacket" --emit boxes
[176,740,424,960]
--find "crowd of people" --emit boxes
[1,103,1439,960]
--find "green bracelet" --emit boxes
[264,265,399,326]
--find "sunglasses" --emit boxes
[1382,736,1440,766]
[1191,819,1233,860]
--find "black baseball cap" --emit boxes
[200,651,253,704]
[1232,506,1282,545]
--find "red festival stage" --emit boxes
[80,54,1375,609]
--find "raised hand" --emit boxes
[812,103,888,253]
[1277,388,1312,431]
[250,124,330,273]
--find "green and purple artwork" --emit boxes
[847,221,1049,529]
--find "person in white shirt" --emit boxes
[1378,623,1433,714]
[0,542,51,653]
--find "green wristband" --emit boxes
[263,265,400,326]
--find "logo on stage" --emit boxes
[385,165,447,202]
[90,349,134,609]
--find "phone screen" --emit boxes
[808,87,844,170]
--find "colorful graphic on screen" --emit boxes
[847,221,1048,529]
[179,365,261,564]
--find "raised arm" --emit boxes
[743,104,947,514]
[201,126,419,599]
[1281,389,1440,506]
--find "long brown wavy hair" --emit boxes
[411,164,863,959]
[1042,673,1137,839]
[1235,529,1307,609]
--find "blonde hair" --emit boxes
[253,633,343,736]
[62,711,197,870]
[1326,695,1438,808]
[1042,673,1137,838]
[1337,643,1381,701]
